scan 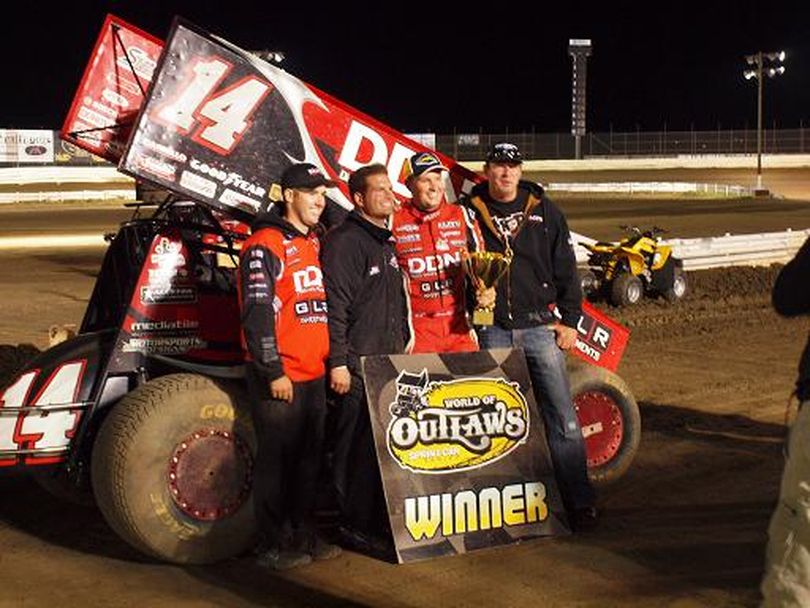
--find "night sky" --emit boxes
[2,1,808,134]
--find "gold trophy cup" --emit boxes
[463,251,511,326]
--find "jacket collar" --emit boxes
[470,179,544,203]
[401,200,443,222]
[347,210,393,242]
[251,207,311,239]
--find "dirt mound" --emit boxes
[688,264,782,300]
[589,265,783,341]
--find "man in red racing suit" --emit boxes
[392,152,489,353]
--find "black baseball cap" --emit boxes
[280,163,337,191]
[486,142,523,164]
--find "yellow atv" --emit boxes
[579,226,687,306]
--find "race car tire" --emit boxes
[567,359,641,486]
[609,273,643,306]
[92,373,256,564]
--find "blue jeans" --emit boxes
[477,324,595,510]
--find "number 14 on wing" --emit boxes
[153,56,273,155]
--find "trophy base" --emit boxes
[472,309,495,326]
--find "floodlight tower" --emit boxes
[743,50,786,195]
[568,39,592,160]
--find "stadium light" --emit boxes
[743,50,786,195]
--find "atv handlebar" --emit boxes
[619,225,667,238]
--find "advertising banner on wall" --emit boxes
[0,130,54,164]
[362,349,570,563]
[53,137,109,165]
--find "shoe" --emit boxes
[337,525,394,556]
[255,548,312,571]
[571,506,599,532]
[309,537,342,561]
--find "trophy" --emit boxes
[463,251,511,326]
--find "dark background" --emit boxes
[2,1,807,133]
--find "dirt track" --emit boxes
[0,196,809,607]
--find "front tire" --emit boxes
[609,273,643,306]
[568,360,641,486]
[91,373,256,564]
[579,269,598,297]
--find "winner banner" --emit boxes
[362,349,570,563]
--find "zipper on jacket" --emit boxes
[427,216,447,311]
[504,236,514,322]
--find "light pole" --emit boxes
[744,50,785,195]
[568,39,592,160]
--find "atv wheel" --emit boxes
[92,373,256,564]
[579,269,598,297]
[568,360,641,486]
[664,266,687,302]
[610,273,643,306]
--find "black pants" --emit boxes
[331,373,389,536]
[248,370,326,550]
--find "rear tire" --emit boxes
[610,273,643,306]
[91,373,256,564]
[568,360,641,486]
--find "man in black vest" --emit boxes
[462,142,597,530]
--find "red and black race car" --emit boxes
[0,15,639,564]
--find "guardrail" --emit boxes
[0,189,134,204]
[548,182,752,197]
[573,229,810,270]
[0,166,135,205]
[0,166,130,184]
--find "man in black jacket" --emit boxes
[321,163,408,550]
[462,142,597,530]
[761,236,810,606]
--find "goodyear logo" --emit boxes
[386,370,529,473]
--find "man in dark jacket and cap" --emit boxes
[462,142,597,530]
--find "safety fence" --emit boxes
[573,229,810,270]
[437,128,810,161]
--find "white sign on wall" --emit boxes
[0,130,54,163]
